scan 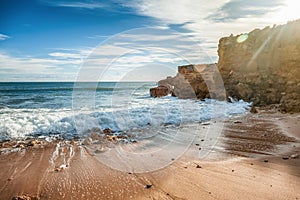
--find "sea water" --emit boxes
[0,82,251,141]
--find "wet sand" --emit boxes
[0,111,299,200]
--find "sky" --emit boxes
[0,0,300,82]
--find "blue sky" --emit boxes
[0,0,299,81]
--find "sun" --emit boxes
[278,0,300,22]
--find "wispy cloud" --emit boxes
[42,0,131,13]
[75,27,213,82]
[49,52,84,59]
[86,35,114,39]
[208,0,284,22]
[0,52,82,81]
[119,0,296,62]
[45,1,107,9]
[3,0,299,82]
[0,27,215,81]
[0,33,10,41]
[48,47,92,59]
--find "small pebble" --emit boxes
[145,184,152,189]
[234,120,242,124]
[290,154,299,159]
[250,106,258,113]
[54,168,61,172]
[94,149,103,154]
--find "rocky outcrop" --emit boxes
[151,19,300,112]
[218,19,300,112]
[150,85,172,97]
[155,64,226,100]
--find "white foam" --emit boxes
[0,97,251,141]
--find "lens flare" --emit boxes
[237,34,248,43]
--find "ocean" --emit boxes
[0,82,251,142]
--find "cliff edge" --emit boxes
[218,19,300,112]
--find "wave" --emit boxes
[0,98,251,141]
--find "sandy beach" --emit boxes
[1,111,299,200]
[1,1,300,200]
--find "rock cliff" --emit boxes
[151,19,300,112]
[218,19,300,112]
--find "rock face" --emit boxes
[151,19,300,112]
[218,19,300,112]
[153,64,226,100]
[150,85,172,97]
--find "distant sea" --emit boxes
[0,82,251,141]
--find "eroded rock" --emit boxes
[150,85,171,98]
[103,128,113,134]
[218,20,300,112]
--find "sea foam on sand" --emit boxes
[0,97,251,141]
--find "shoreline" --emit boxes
[0,111,299,199]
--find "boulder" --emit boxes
[150,85,171,97]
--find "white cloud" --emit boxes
[75,31,211,82]
[121,0,226,25]
[0,52,82,81]
[87,35,112,39]
[50,1,106,9]
[119,32,183,42]
[0,33,10,41]
[0,26,217,82]
[119,0,299,61]
[49,52,84,59]
[73,0,298,82]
